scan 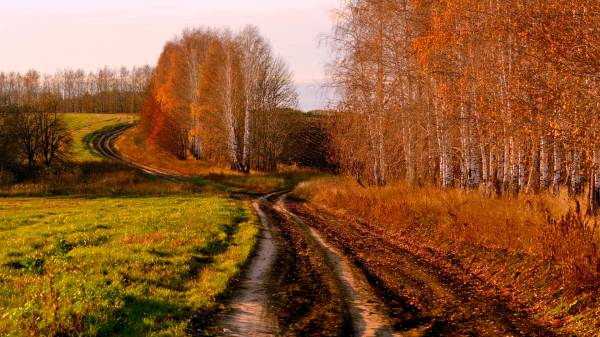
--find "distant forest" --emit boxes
[0,66,153,114]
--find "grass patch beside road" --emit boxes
[0,196,258,336]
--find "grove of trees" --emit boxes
[327,0,600,207]
[0,104,71,178]
[0,66,152,114]
[141,26,298,172]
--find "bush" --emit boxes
[0,169,14,186]
[543,204,600,286]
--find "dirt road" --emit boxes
[96,127,559,336]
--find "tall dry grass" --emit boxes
[294,177,600,286]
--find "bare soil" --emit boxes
[286,199,564,336]
[217,196,279,336]
[276,196,400,336]
[263,193,352,336]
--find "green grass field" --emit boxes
[0,196,257,336]
[60,113,138,162]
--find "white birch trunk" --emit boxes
[459,100,469,190]
[223,50,240,169]
[539,136,549,190]
[242,103,251,172]
[481,143,488,193]
[469,117,480,188]
[552,140,561,194]
[592,146,600,212]
[435,97,452,188]
[518,146,525,192]
[571,149,581,195]
[502,133,511,190]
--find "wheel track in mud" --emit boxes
[287,201,564,337]
[273,194,403,337]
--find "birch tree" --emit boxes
[326,0,600,212]
[142,26,297,172]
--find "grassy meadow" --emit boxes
[0,113,260,336]
[0,196,257,336]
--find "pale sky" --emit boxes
[0,0,338,110]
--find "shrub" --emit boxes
[543,203,600,286]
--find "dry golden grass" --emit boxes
[115,126,324,194]
[120,232,166,245]
[294,177,600,286]
[115,126,238,176]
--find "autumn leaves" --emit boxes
[326,0,600,206]
[141,27,297,173]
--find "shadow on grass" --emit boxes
[185,208,249,279]
[188,171,328,196]
[92,295,191,337]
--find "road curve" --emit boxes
[94,124,181,181]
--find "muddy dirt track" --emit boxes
[96,127,561,337]
[219,195,561,337]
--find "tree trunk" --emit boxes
[552,139,561,194]
[591,146,600,213]
[571,149,582,195]
[539,135,549,191]
[223,50,241,171]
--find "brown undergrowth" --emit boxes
[116,126,323,194]
[116,126,236,177]
[292,177,600,335]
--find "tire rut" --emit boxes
[218,194,279,336]
[288,201,562,337]
[264,194,352,336]
[274,194,404,337]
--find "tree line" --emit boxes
[141,26,297,172]
[327,0,600,208]
[0,66,152,114]
[0,66,152,180]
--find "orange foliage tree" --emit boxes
[327,0,600,208]
[141,27,297,172]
